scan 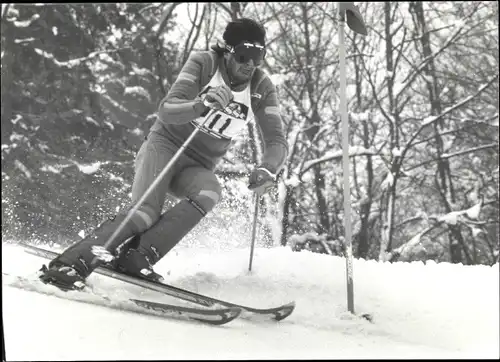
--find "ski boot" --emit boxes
[115,247,165,283]
[38,263,86,291]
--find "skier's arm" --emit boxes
[157,52,208,125]
[253,83,288,175]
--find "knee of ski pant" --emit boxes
[188,187,222,215]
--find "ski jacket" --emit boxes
[151,49,288,174]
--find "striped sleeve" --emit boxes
[252,73,289,175]
[157,52,213,125]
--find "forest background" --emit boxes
[1,2,498,265]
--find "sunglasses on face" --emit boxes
[226,42,266,66]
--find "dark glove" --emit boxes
[203,84,233,110]
[248,167,276,196]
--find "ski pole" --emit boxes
[91,107,217,265]
[248,193,259,272]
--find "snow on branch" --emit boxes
[441,143,498,159]
[14,38,35,44]
[124,86,151,103]
[436,202,483,225]
[300,146,376,176]
[33,47,131,69]
[12,14,40,28]
[387,202,484,261]
[396,20,466,100]
[404,75,499,157]
[405,142,499,173]
[391,230,426,260]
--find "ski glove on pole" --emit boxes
[248,167,276,196]
[204,84,234,110]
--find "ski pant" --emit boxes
[55,130,222,275]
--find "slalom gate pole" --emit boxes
[90,108,217,267]
[338,3,355,315]
[248,194,260,272]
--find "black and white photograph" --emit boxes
[1,2,499,360]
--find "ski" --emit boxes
[21,243,295,321]
[4,272,241,326]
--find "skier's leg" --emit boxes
[118,165,222,273]
[44,132,180,283]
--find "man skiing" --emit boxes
[39,18,288,290]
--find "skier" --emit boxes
[39,18,288,290]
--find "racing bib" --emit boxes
[191,72,253,140]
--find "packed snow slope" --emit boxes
[2,241,499,360]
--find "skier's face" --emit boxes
[225,42,266,83]
[227,55,256,82]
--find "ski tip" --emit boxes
[360,313,374,323]
[274,301,296,321]
[217,308,242,324]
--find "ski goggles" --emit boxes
[226,42,266,66]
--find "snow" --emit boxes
[392,147,403,157]
[2,241,498,360]
[75,161,102,175]
[437,202,483,225]
[85,116,99,127]
[104,121,115,130]
[9,132,28,143]
[130,127,143,136]
[124,86,151,102]
[438,211,461,225]
[269,72,293,86]
[132,64,153,76]
[34,48,83,68]
[392,231,423,258]
[284,175,301,188]
[14,37,36,44]
[350,110,371,122]
[471,227,484,238]
[40,165,62,174]
[14,160,32,179]
[10,114,22,124]
[381,171,394,189]
[301,146,376,173]
[465,202,482,220]
[422,116,436,126]
[12,14,39,28]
